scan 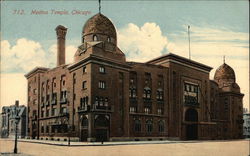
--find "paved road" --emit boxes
[0,139,249,156]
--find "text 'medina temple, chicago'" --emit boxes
[25,12,244,142]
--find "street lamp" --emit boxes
[68,124,71,146]
[13,107,20,154]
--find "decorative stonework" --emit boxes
[82,13,116,38]
[55,25,67,39]
[214,63,236,83]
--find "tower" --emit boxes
[55,25,67,66]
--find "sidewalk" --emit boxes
[1,138,247,147]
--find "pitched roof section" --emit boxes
[147,53,213,72]
[24,67,49,78]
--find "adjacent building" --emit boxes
[25,13,244,141]
[1,101,27,138]
[243,108,250,138]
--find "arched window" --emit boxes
[93,35,98,41]
[157,88,164,100]
[107,37,111,42]
[146,120,153,133]
[143,87,151,99]
[129,87,136,98]
[134,119,141,132]
[82,37,84,43]
[158,120,164,133]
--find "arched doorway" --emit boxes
[80,115,88,141]
[94,115,109,142]
[185,108,198,140]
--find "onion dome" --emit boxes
[214,63,236,83]
[82,13,117,45]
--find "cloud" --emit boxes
[117,23,168,62]
[168,25,249,58]
[1,38,77,73]
[0,73,27,110]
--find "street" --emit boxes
[0,139,249,156]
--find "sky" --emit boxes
[0,0,249,111]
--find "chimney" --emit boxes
[15,100,19,107]
[55,25,67,66]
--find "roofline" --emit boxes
[126,61,166,69]
[25,67,49,78]
[147,53,213,72]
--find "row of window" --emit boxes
[134,120,165,133]
[129,88,163,100]
[41,125,68,133]
[40,107,67,117]
[80,97,89,108]
[129,107,163,115]
[184,83,198,93]
[82,35,111,43]
[95,97,109,107]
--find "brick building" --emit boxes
[1,101,27,138]
[25,13,244,141]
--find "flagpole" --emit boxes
[99,0,101,13]
[188,25,191,59]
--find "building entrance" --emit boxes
[185,108,198,140]
[80,129,88,141]
[94,115,110,142]
[96,129,108,142]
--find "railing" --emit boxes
[78,105,90,112]
[95,105,112,110]
[157,100,164,105]
[184,102,199,107]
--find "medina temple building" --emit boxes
[25,13,244,142]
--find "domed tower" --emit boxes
[82,13,117,45]
[214,63,239,92]
[74,13,125,63]
[213,61,244,139]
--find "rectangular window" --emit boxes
[157,108,163,115]
[98,81,106,89]
[41,126,44,133]
[51,108,57,116]
[83,66,86,73]
[41,110,44,117]
[82,81,87,89]
[33,99,37,105]
[61,107,67,114]
[46,126,49,133]
[130,107,136,113]
[184,82,199,106]
[144,107,150,114]
[46,109,49,117]
[99,66,105,73]
[33,89,37,95]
